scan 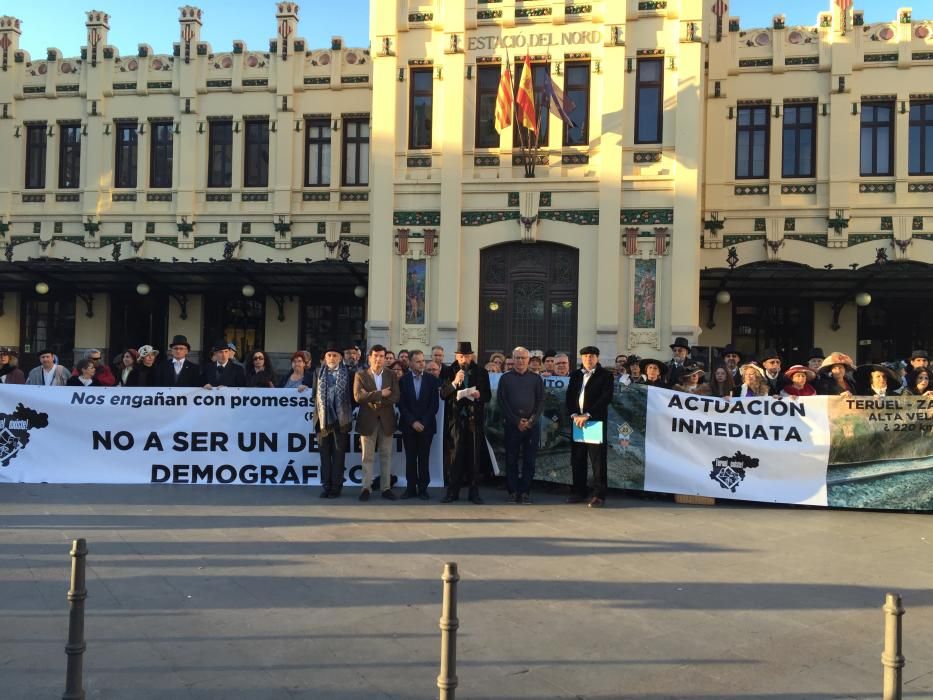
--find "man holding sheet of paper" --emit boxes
[565,346,614,508]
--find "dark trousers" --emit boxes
[504,423,538,496]
[319,429,348,494]
[450,423,481,492]
[571,439,608,499]
[402,430,433,494]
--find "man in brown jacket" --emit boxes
[353,344,400,501]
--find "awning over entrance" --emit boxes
[0,259,369,296]
[701,261,933,301]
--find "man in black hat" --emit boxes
[439,341,491,504]
[807,348,825,374]
[909,350,929,371]
[759,348,787,396]
[721,344,743,384]
[203,340,246,388]
[155,335,202,387]
[565,346,614,508]
[666,336,691,388]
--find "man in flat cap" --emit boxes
[440,341,491,504]
[909,349,929,371]
[565,346,614,508]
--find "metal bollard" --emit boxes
[437,562,460,700]
[881,592,905,700]
[63,538,88,700]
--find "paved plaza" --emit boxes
[0,483,931,699]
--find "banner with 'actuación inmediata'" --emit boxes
[0,386,444,488]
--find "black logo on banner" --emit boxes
[0,403,50,467]
[709,451,759,493]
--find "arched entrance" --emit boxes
[479,242,578,359]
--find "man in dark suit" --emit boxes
[565,345,614,508]
[353,344,400,501]
[398,350,440,500]
[440,341,491,504]
[154,335,202,387]
[666,336,692,388]
[202,341,246,388]
[721,343,743,385]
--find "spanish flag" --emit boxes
[515,53,537,134]
[494,62,513,133]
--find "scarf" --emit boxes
[315,363,352,434]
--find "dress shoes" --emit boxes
[418,491,430,501]
[319,490,331,499]
[441,490,459,503]
[468,488,484,505]
[382,489,398,501]
[506,493,517,504]
[359,488,371,502]
[400,489,418,500]
[328,490,341,499]
[521,494,533,505]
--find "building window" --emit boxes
[409,68,433,150]
[305,118,331,186]
[781,103,816,178]
[635,58,663,144]
[150,121,173,188]
[243,119,269,188]
[475,65,501,149]
[860,102,894,177]
[25,124,47,189]
[114,122,138,189]
[208,120,233,188]
[563,61,590,147]
[735,106,770,179]
[343,118,370,186]
[909,101,933,176]
[513,61,550,147]
[58,124,81,189]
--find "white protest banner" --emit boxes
[0,386,444,488]
[644,389,831,506]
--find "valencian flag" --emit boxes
[542,72,576,129]
[494,60,513,133]
[516,53,537,134]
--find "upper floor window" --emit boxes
[909,101,933,176]
[25,124,47,190]
[150,121,173,188]
[58,124,81,189]
[305,118,331,186]
[208,120,233,188]
[243,119,269,188]
[114,122,138,189]
[635,58,663,144]
[475,65,501,149]
[563,62,590,147]
[860,102,894,177]
[513,60,550,146]
[343,118,370,186]
[735,105,769,179]
[781,103,816,178]
[409,68,433,150]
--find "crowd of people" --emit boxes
[1,334,929,508]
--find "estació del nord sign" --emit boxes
[467,30,604,51]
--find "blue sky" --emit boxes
[13,1,912,58]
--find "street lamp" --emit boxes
[35,282,49,295]
[136,282,150,296]
[855,292,872,307]
[241,284,256,298]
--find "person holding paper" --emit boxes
[496,346,544,504]
[439,341,491,504]
[565,345,614,508]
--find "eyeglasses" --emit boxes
[89,356,102,362]
[253,356,264,361]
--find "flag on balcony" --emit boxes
[494,61,513,133]
[542,72,576,128]
[516,53,537,134]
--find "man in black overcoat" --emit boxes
[154,335,202,388]
[439,341,491,504]
[202,341,247,388]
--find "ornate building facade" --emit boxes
[0,1,931,370]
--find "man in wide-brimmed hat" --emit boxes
[720,344,743,384]
[758,347,787,396]
[855,363,903,398]
[666,336,692,388]
[807,348,825,373]
[155,334,202,387]
[439,341,491,504]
